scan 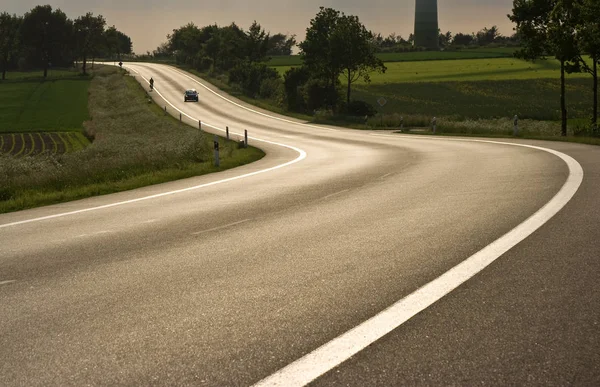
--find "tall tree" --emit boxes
[330,14,386,105]
[267,33,296,56]
[246,21,269,62]
[574,0,600,131]
[21,5,73,78]
[299,7,343,93]
[509,0,579,136]
[74,12,105,75]
[0,12,22,80]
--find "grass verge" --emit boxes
[0,66,264,214]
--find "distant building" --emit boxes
[414,0,439,50]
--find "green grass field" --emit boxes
[267,47,517,67]
[0,66,264,213]
[0,69,90,133]
[274,57,587,83]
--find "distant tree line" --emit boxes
[156,9,383,117]
[510,0,599,135]
[373,26,520,53]
[0,4,132,79]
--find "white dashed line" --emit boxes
[192,219,251,236]
[0,280,17,286]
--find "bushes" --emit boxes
[228,60,280,98]
[283,66,310,111]
[345,100,377,117]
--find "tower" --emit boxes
[414,0,439,50]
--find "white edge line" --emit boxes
[253,142,584,387]
[0,66,307,229]
[165,65,337,132]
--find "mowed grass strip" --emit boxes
[0,66,264,213]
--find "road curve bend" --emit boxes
[1,63,599,386]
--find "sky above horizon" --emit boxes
[2,1,516,54]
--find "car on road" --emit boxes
[184,89,199,102]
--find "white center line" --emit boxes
[192,219,251,236]
[0,280,17,286]
[320,189,351,201]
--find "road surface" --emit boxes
[1,63,598,386]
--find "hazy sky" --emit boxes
[2,1,516,54]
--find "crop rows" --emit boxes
[0,132,89,156]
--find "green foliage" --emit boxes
[345,100,377,117]
[21,5,75,76]
[331,13,386,104]
[267,33,296,56]
[300,7,385,109]
[228,60,280,98]
[74,13,106,74]
[283,66,310,111]
[0,12,22,80]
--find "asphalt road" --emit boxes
[1,63,598,386]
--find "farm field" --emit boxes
[353,77,594,121]
[0,71,90,133]
[274,57,588,83]
[0,66,264,213]
[267,47,517,66]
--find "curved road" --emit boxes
[1,63,598,386]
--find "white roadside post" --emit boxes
[199,120,202,131]
[432,117,437,134]
[213,135,220,167]
[513,115,519,136]
[400,116,404,131]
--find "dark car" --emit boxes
[184,89,199,102]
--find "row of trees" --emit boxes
[510,0,600,135]
[373,26,519,53]
[157,21,296,69]
[157,8,385,116]
[0,5,132,79]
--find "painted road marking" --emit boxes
[192,219,252,236]
[0,280,16,286]
[320,189,351,201]
[168,66,338,132]
[253,141,584,387]
[0,69,307,230]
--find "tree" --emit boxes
[246,21,269,62]
[509,0,579,136]
[21,5,73,78]
[476,26,501,45]
[574,0,600,131]
[439,30,452,48]
[452,32,474,46]
[0,12,22,80]
[267,33,296,56]
[74,12,105,75]
[330,14,386,106]
[299,7,343,98]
